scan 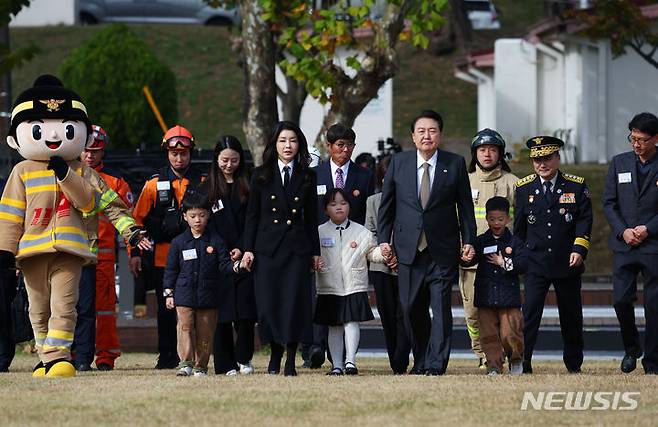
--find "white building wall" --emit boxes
[10,0,77,27]
[474,69,495,130]
[493,39,538,147]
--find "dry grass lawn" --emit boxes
[1,353,657,426]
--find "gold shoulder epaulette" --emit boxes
[562,172,584,184]
[515,174,537,188]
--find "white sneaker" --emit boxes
[239,362,254,375]
[226,369,238,376]
[193,369,208,377]
[176,365,193,376]
[509,360,523,376]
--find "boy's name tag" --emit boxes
[182,249,198,261]
[618,172,632,184]
[483,245,498,255]
[471,189,479,199]
[212,200,224,213]
[317,184,327,195]
[156,180,171,191]
[320,237,335,247]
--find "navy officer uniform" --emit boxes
[514,136,593,373]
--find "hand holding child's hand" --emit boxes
[230,248,242,262]
[240,252,254,271]
[316,257,326,271]
[386,255,398,271]
[460,244,475,263]
[165,297,175,310]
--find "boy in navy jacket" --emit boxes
[163,193,233,376]
[463,197,527,376]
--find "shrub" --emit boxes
[59,24,177,149]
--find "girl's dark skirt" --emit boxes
[314,291,374,326]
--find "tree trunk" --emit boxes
[448,0,472,54]
[239,0,278,166]
[278,73,307,124]
[0,24,13,177]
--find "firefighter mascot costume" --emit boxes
[0,75,137,377]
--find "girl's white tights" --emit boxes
[328,322,360,370]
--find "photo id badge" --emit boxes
[212,200,224,213]
[182,249,198,261]
[320,237,335,247]
[483,245,498,255]
[156,180,171,191]
[618,172,632,184]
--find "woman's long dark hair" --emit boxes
[207,135,250,204]
[259,121,311,183]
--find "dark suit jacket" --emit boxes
[314,160,374,225]
[377,149,476,266]
[603,151,658,254]
[243,165,320,257]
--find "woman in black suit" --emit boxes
[204,135,257,376]
[241,121,320,376]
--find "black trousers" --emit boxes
[151,266,178,362]
[613,252,658,371]
[72,265,96,365]
[523,273,583,371]
[371,270,411,373]
[213,319,256,374]
[398,250,455,373]
[0,270,16,372]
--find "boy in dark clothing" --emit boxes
[465,196,527,376]
[163,193,233,377]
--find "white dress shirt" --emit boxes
[330,159,350,188]
[540,174,557,193]
[278,159,294,186]
[416,150,438,198]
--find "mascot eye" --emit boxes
[32,124,42,140]
[65,124,75,140]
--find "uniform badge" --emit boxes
[527,214,536,224]
[39,98,65,112]
[535,189,540,195]
[565,213,573,223]
[556,188,562,194]
[352,189,360,198]
[528,195,534,203]
[584,188,591,198]
[559,193,576,204]
[559,208,565,215]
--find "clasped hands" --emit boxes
[623,225,648,247]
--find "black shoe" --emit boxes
[645,369,658,375]
[345,362,358,376]
[326,367,344,376]
[154,358,179,370]
[96,363,113,371]
[392,368,407,375]
[284,366,297,376]
[426,368,443,376]
[268,370,280,375]
[522,360,533,374]
[75,362,93,372]
[301,360,312,369]
[409,367,426,375]
[567,367,582,374]
[309,347,325,369]
[621,354,638,374]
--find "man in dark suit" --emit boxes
[304,123,375,368]
[514,136,593,374]
[603,112,658,375]
[378,110,476,375]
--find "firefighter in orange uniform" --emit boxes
[79,125,135,370]
[129,125,205,369]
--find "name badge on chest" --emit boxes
[471,188,479,201]
[182,249,198,261]
[156,181,171,191]
[618,172,632,184]
[483,245,498,255]
[320,237,335,247]
[317,184,327,196]
[212,200,224,213]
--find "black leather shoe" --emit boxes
[426,368,443,376]
[644,369,658,375]
[621,354,638,373]
[409,366,425,375]
[154,359,179,370]
[309,347,325,369]
[567,367,582,374]
[268,370,280,375]
[75,363,92,372]
[284,366,298,376]
[345,362,358,375]
[96,363,113,371]
[326,367,343,376]
[522,360,533,374]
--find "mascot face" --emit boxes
[7,119,92,162]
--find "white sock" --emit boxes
[328,326,345,370]
[344,322,360,365]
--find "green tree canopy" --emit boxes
[59,24,177,149]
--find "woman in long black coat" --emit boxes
[204,135,257,375]
[241,121,320,376]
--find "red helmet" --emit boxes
[87,125,108,150]
[162,125,194,151]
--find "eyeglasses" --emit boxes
[627,133,653,145]
[333,142,355,150]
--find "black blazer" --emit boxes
[314,160,374,225]
[243,165,320,257]
[514,172,593,278]
[377,149,476,266]
[603,151,658,254]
